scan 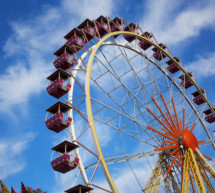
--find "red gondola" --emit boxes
[95,15,110,37]
[152,43,167,61]
[179,72,194,89]
[139,32,153,51]
[45,102,72,133]
[51,141,79,173]
[203,107,215,123]
[110,17,123,38]
[77,19,97,41]
[123,23,138,42]
[46,69,71,99]
[53,45,76,70]
[166,57,180,74]
[191,89,206,105]
[64,28,85,50]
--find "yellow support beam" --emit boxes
[182,150,190,193]
[143,159,162,193]
[195,150,215,193]
[195,148,215,178]
[188,148,206,193]
[197,158,215,193]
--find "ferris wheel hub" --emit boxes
[181,130,199,151]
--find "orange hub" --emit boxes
[181,130,199,151]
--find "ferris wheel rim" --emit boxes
[83,31,215,192]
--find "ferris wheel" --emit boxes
[45,16,215,193]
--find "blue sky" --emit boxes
[0,0,215,192]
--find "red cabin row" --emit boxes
[66,16,122,48]
[139,32,153,51]
[46,69,71,99]
[64,28,85,50]
[191,89,206,105]
[51,141,79,173]
[66,16,134,45]
[45,102,72,133]
[123,23,139,43]
[65,185,93,193]
[179,72,194,89]
[77,16,124,41]
[53,45,76,70]
[152,43,167,61]
[203,107,215,123]
[166,57,180,74]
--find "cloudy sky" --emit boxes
[0,0,215,192]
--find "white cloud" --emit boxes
[1,0,115,113]
[0,61,51,113]
[140,0,215,45]
[186,52,215,77]
[0,133,35,179]
[62,0,114,20]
